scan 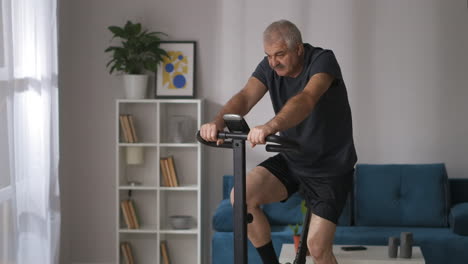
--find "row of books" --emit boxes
[160,156,179,187]
[120,199,140,229]
[119,114,138,143]
[120,242,135,264]
[121,241,171,264]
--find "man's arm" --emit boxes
[200,77,267,143]
[248,72,335,146]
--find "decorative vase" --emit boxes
[170,115,193,143]
[123,74,149,99]
[293,235,300,252]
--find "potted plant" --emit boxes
[105,20,168,99]
[289,223,301,251]
[289,200,310,255]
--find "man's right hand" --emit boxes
[199,122,225,146]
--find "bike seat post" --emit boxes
[232,138,248,264]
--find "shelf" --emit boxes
[119,143,198,147]
[116,99,202,264]
[159,234,198,264]
[118,143,158,147]
[159,187,199,192]
[118,186,158,191]
[159,143,198,147]
[159,228,198,235]
[119,233,158,264]
[119,225,158,234]
[159,147,199,186]
[160,185,198,191]
[117,99,201,104]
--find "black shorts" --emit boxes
[258,154,353,224]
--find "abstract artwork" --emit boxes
[156,41,196,98]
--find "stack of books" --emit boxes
[119,114,138,143]
[160,156,179,187]
[120,242,135,264]
[120,199,139,229]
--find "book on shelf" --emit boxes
[120,199,139,229]
[119,115,131,143]
[160,156,179,187]
[127,115,138,143]
[160,158,171,187]
[120,200,132,229]
[119,114,138,143]
[127,199,140,229]
[167,156,179,187]
[120,242,135,264]
[160,240,171,264]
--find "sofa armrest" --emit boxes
[449,202,468,236]
[213,199,233,232]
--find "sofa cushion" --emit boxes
[449,202,468,236]
[212,197,304,232]
[263,193,304,225]
[213,199,233,232]
[223,175,234,199]
[354,164,449,227]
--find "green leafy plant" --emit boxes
[289,223,300,236]
[300,200,307,216]
[289,200,308,236]
[105,21,168,74]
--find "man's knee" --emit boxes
[307,237,333,261]
[230,167,275,207]
[230,188,262,208]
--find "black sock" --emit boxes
[256,241,279,264]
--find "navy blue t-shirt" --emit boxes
[252,44,357,177]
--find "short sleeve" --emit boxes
[308,50,342,80]
[251,57,270,86]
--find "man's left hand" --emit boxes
[247,125,276,148]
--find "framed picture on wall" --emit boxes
[155,41,196,98]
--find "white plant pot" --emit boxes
[123,74,149,99]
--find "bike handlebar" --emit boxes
[196,131,301,153]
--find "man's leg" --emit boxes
[230,166,288,262]
[307,214,338,264]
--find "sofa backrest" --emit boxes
[354,164,450,227]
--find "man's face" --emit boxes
[264,39,303,77]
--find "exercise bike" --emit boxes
[196,114,312,264]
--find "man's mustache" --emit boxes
[273,64,285,70]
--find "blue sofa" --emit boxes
[212,164,468,264]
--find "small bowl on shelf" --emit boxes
[169,215,193,230]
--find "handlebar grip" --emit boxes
[266,144,301,153]
[196,131,233,149]
[265,134,300,149]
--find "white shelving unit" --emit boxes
[115,99,203,264]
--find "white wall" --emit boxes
[59,0,468,263]
[59,0,221,263]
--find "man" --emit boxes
[200,19,357,264]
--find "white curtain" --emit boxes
[0,0,60,263]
